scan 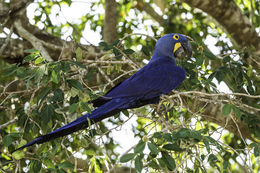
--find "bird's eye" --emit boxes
[173,34,179,40]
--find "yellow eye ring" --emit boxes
[173,34,179,40]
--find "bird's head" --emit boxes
[152,33,192,61]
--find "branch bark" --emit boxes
[183,0,260,69]
[104,0,118,44]
[136,0,165,26]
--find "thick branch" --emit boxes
[136,0,165,26]
[183,0,260,69]
[14,20,53,61]
[104,0,118,44]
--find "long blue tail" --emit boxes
[13,98,130,152]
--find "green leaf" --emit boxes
[134,140,146,154]
[153,132,162,139]
[123,49,135,55]
[12,150,25,160]
[51,89,64,103]
[176,128,190,138]
[51,70,60,84]
[162,133,172,141]
[141,46,152,56]
[30,160,42,172]
[204,50,217,60]
[120,153,136,163]
[69,60,87,69]
[24,49,38,53]
[190,131,202,140]
[23,55,36,63]
[163,144,183,152]
[41,104,54,124]
[16,66,27,78]
[75,47,83,61]
[99,41,108,48]
[69,103,78,113]
[196,56,204,66]
[3,135,13,147]
[243,72,254,95]
[59,161,74,169]
[3,64,17,77]
[135,155,143,173]
[157,158,166,168]
[3,133,20,147]
[161,152,176,171]
[122,110,129,117]
[37,87,51,105]
[80,102,92,113]
[111,39,120,46]
[232,106,241,119]
[67,79,83,91]
[203,138,210,152]
[208,153,218,164]
[254,146,259,157]
[222,104,232,117]
[148,142,159,155]
[148,160,160,169]
[35,57,44,64]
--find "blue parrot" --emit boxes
[14,33,192,152]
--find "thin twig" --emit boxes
[173,90,260,99]
[0,26,13,55]
[0,117,18,130]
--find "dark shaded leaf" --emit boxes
[203,138,210,152]
[122,110,129,117]
[69,60,87,69]
[161,152,176,171]
[134,140,146,153]
[222,104,232,117]
[163,144,183,152]
[123,49,135,55]
[69,103,78,113]
[67,79,83,91]
[59,161,74,169]
[41,104,54,124]
[51,89,64,103]
[120,153,136,163]
[148,142,159,155]
[232,105,241,119]
[30,160,42,172]
[37,87,51,105]
[135,155,143,173]
[204,50,217,60]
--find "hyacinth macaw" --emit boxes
[14,33,192,152]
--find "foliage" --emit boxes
[0,0,259,172]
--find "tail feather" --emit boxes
[12,115,89,153]
[13,98,131,152]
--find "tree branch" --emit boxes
[183,0,260,69]
[136,0,165,26]
[13,20,53,61]
[0,117,18,130]
[104,0,118,44]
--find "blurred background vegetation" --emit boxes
[0,0,259,172]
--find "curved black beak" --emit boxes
[174,40,192,58]
[182,41,192,58]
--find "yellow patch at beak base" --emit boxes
[173,42,182,53]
